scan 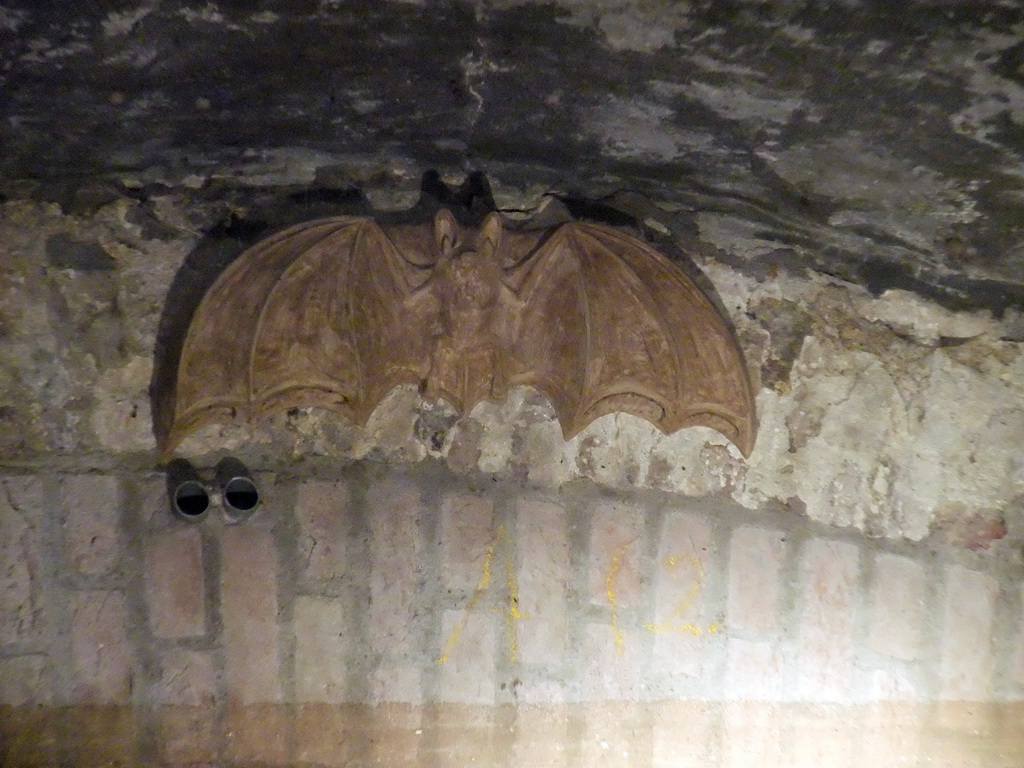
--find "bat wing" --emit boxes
[161,216,438,454]
[497,221,757,456]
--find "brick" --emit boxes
[144,527,205,638]
[582,622,641,701]
[221,527,281,704]
[861,701,925,768]
[0,704,57,767]
[651,701,718,768]
[515,678,566,706]
[371,662,423,705]
[790,705,855,768]
[62,705,138,767]
[588,501,642,608]
[431,703,495,767]
[940,564,998,699]
[159,705,218,764]
[513,705,569,768]
[727,526,786,633]
[295,596,348,703]
[998,702,1024,766]
[137,475,167,525]
[226,703,291,765]
[153,649,217,764]
[931,700,1000,734]
[723,701,782,768]
[868,668,923,701]
[369,703,421,767]
[726,638,783,701]
[431,699,494,728]
[0,476,44,645]
[153,648,216,706]
[295,480,350,582]
[869,553,925,661]
[71,590,133,703]
[797,539,858,702]
[0,654,50,706]
[441,493,494,592]
[516,499,570,666]
[438,608,497,704]
[1013,583,1024,686]
[61,475,120,576]
[919,705,995,768]
[581,702,648,768]
[368,477,423,658]
[651,512,712,678]
[296,703,360,766]
[0,632,52,765]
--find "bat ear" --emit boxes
[477,212,504,259]
[434,209,461,257]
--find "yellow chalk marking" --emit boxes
[504,544,527,661]
[438,525,527,665]
[605,545,628,655]
[644,555,720,636]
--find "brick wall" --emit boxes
[1,465,1023,767]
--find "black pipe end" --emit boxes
[166,458,210,521]
[215,457,260,522]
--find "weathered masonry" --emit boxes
[2,2,1024,766]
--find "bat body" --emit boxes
[161,207,757,456]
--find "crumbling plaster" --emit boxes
[0,181,1021,546]
[0,0,1022,544]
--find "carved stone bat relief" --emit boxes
[159,201,757,457]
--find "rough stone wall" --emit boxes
[1,186,1021,544]
[1,176,1021,766]
[3,2,1024,765]
[4,0,1024,320]
[2,466,1024,767]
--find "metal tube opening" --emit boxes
[223,476,259,513]
[216,457,260,522]
[166,459,210,521]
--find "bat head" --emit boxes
[431,210,505,313]
[433,209,504,263]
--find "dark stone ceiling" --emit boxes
[3,0,1024,315]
